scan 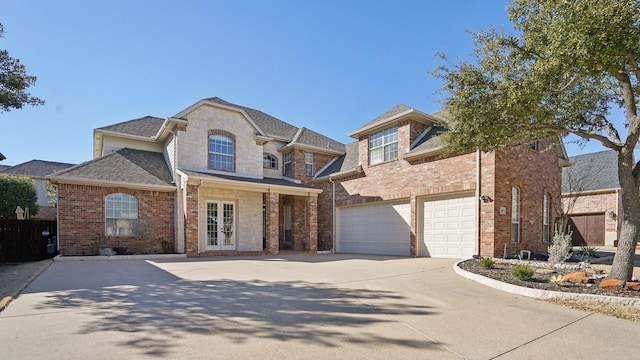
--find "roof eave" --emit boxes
[403,147,443,161]
[48,176,176,191]
[180,170,322,196]
[313,166,362,182]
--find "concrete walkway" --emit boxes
[1,254,639,359]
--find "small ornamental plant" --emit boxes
[579,245,600,259]
[550,274,566,286]
[511,264,534,281]
[479,257,495,269]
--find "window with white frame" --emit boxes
[305,152,314,176]
[511,186,520,243]
[369,126,398,165]
[543,193,550,242]
[209,134,234,171]
[105,193,138,237]
[283,152,293,175]
[263,153,278,170]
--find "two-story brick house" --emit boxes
[50,97,568,258]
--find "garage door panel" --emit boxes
[422,195,476,259]
[338,202,411,256]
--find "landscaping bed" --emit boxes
[457,257,640,322]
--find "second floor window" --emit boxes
[263,154,278,169]
[209,134,234,171]
[305,152,314,176]
[369,126,398,165]
[283,152,293,175]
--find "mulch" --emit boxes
[458,258,640,299]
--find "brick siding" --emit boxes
[58,184,175,256]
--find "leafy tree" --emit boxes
[0,22,44,113]
[434,0,640,280]
[0,174,38,218]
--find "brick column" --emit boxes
[185,184,199,256]
[266,191,280,254]
[308,195,318,253]
[410,193,417,257]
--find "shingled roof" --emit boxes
[404,126,447,159]
[562,150,619,193]
[204,97,299,140]
[1,160,75,177]
[51,148,173,188]
[96,116,165,138]
[315,141,360,178]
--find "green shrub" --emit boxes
[479,257,495,269]
[579,245,600,258]
[0,174,39,219]
[512,264,534,281]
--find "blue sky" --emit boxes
[1,0,608,166]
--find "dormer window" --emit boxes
[369,126,398,165]
[209,133,235,172]
[263,153,278,170]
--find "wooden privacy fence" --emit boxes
[0,220,57,262]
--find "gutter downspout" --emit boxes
[476,149,481,257]
[329,175,336,253]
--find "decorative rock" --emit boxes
[599,278,624,291]
[563,272,590,284]
[624,282,640,291]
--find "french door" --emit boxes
[206,200,236,251]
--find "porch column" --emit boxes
[308,194,318,253]
[185,184,199,256]
[266,191,280,254]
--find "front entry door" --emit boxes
[206,201,236,251]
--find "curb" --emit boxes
[453,260,640,307]
[0,259,54,313]
[54,254,187,262]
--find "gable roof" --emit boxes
[50,148,174,190]
[1,160,75,177]
[96,116,165,138]
[348,104,438,139]
[562,150,619,193]
[203,97,300,140]
[0,152,5,161]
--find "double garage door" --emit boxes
[337,194,477,258]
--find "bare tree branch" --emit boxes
[549,74,579,94]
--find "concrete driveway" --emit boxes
[1,254,638,359]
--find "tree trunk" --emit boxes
[609,149,640,281]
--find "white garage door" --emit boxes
[337,202,411,256]
[421,195,476,258]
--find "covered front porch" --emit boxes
[176,170,321,256]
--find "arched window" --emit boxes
[105,193,138,236]
[263,153,278,169]
[209,134,234,171]
[511,186,520,243]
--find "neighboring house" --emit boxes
[50,97,568,258]
[562,150,620,247]
[1,160,75,219]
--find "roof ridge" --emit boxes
[97,115,164,130]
